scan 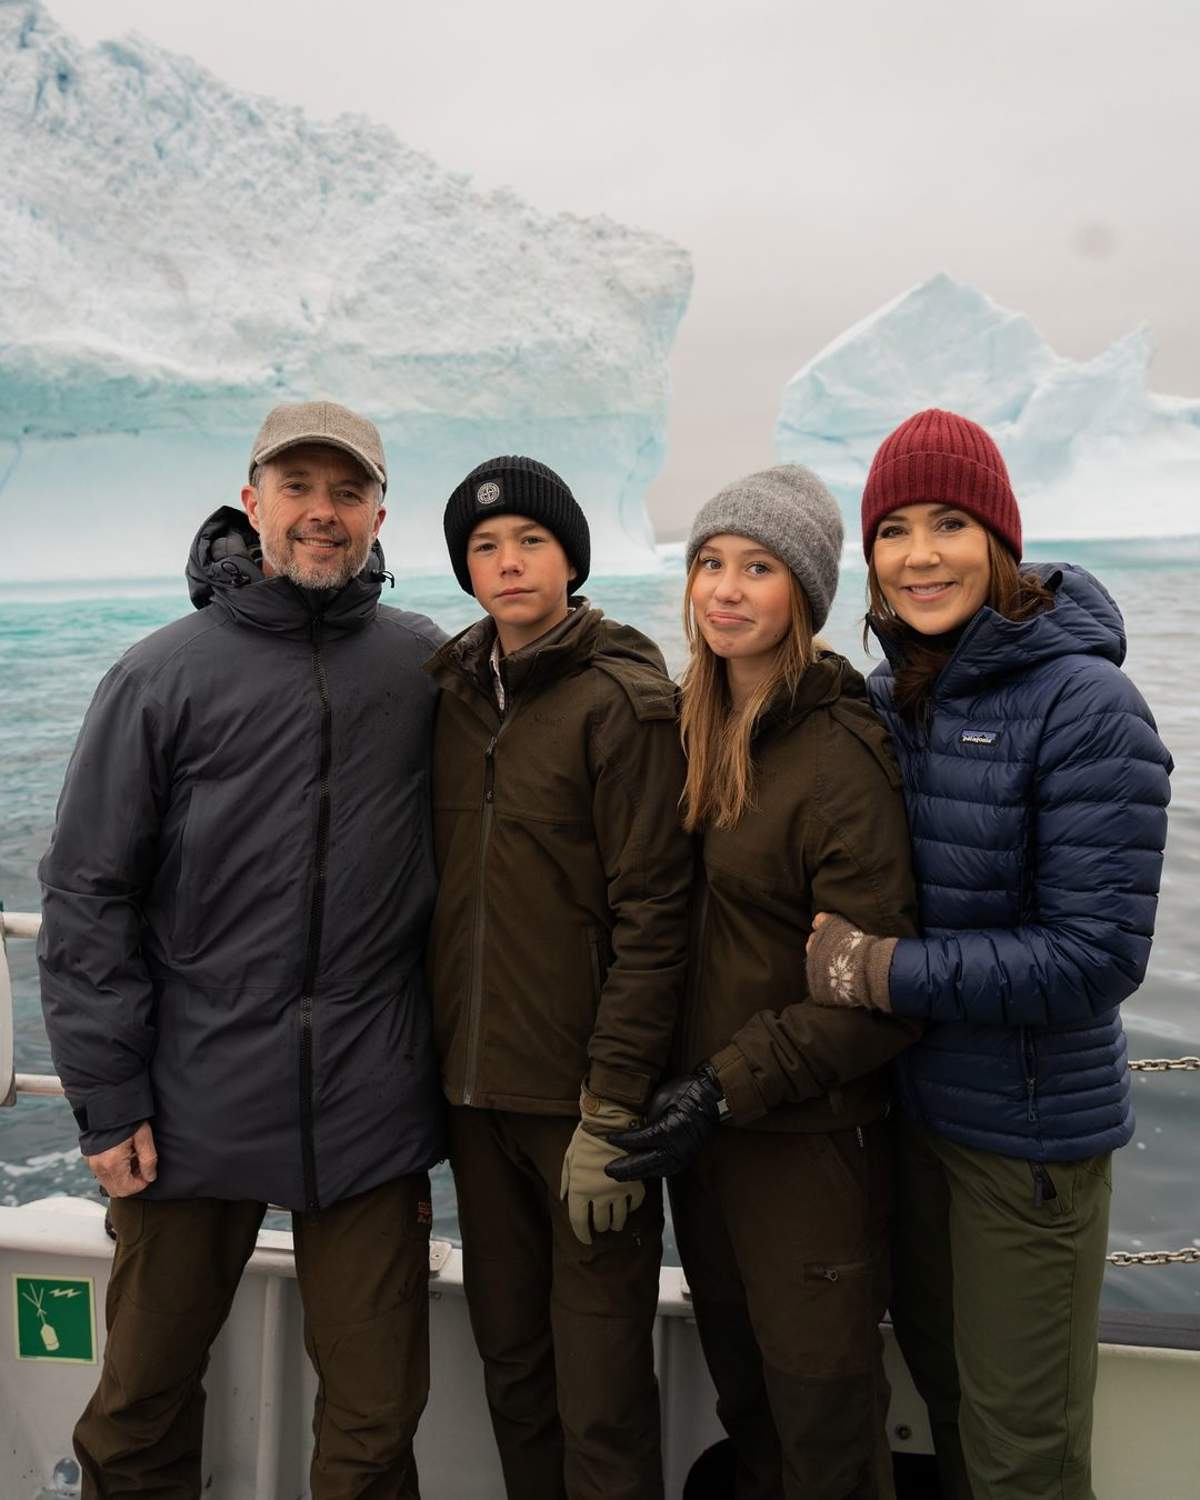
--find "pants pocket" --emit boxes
[108,1197,145,1248]
[789,1253,885,1380]
[395,1177,435,1302]
[1080,1152,1113,1191]
[814,1124,891,1239]
[1028,1156,1111,1218]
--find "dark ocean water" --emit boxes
[1,543,1197,1313]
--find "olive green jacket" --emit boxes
[425,605,691,1116]
[681,653,922,1131]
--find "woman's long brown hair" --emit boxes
[866,531,1056,720]
[679,562,816,832]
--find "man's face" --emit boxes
[241,445,385,590]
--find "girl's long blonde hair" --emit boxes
[679,559,817,832]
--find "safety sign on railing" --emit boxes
[13,1275,96,1364]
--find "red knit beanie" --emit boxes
[860,408,1022,561]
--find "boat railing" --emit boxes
[2,907,1199,1266]
[0,907,60,1106]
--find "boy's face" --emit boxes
[466,512,577,650]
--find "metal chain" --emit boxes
[1107,1247,1200,1266]
[1106,1058,1200,1263]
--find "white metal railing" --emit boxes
[0,910,62,1102]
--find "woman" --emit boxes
[805,409,1173,1500]
[609,465,921,1500]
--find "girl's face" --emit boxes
[691,533,793,664]
[871,504,991,634]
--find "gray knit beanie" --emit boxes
[685,465,844,631]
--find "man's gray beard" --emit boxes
[263,534,374,591]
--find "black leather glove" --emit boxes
[604,1064,727,1181]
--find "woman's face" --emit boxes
[871,504,991,634]
[691,533,793,664]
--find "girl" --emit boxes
[805,409,1173,1500]
[610,465,920,1500]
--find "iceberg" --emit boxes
[776,274,1200,541]
[0,2,691,581]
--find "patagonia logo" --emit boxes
[476,481,501,506]
[961,728,1000,746]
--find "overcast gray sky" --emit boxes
[49,0,1200,535]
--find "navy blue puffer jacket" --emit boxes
[867,565,1172,1162]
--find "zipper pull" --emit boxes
[484,736,496,803]
[1031,1163,1057,1209]
[1026,1077,1037,1122]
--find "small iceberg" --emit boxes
[776,274,1200,541]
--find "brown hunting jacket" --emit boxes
[425,605,691,1116]
[681,653,922,1131]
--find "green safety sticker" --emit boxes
[13,1274,96,1364]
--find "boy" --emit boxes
[425,455,691,1500]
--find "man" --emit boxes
[424,456,692,1499]
[38,401,446,1500]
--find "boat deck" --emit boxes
[1,1194,1198,1498]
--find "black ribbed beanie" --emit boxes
[444,455,591,595]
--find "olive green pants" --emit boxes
[891,1122,1112,1500]
[448,1107,665,1500]
[75,1175,433,1500]
[670,1123,895,1500]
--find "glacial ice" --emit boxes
[0,2,691,581]
[776,274,1200,541]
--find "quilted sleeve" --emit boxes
[888,664,1172,1026]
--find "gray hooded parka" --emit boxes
[38,507,446,1211]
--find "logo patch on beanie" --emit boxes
[476,481,501,506]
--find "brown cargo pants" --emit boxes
[75,1173,433,1500]
[890,1121,1111,1500]
[669,1122,895,1500]
[448,1106,665,1500]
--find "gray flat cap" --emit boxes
[250,400,387,493]
[686,465,844,631]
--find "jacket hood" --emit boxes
[757,651,866,732]
[872,563,1126,696]
[186,506,387,636]
[589,611,670,677]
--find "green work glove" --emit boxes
[560,1089,646,1245]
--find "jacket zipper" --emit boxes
[681,876,710,1068]
[1021,1026,1039,1123]
[299,617,333,1212]
[462,732,498,1106]
[588,930,604,1005]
